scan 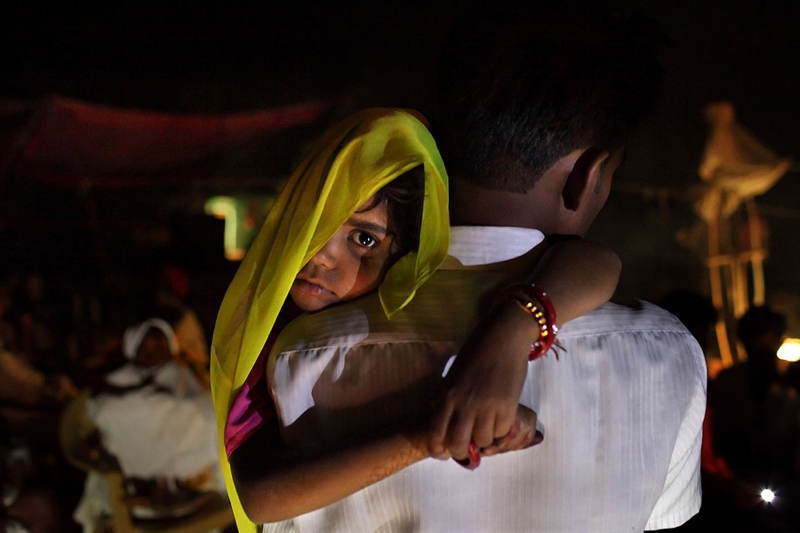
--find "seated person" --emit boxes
[74,317,222,530]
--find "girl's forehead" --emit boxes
[349,197,389,225]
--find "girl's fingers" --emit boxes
[493,406,516,439]
[481,444,500,457]
[428,398,455,457]
[472,412,496,449]
[482,426,545,456]
[445,411,476,460]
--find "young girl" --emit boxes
[211,109,620,530]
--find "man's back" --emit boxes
[265,242,705,532]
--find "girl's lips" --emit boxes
[294,278,334,297]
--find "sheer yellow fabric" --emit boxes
[210,108,449,532]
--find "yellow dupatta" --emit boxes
[210,108,450,531]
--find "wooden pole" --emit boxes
[745,199,766,306]
[708,198,735,367]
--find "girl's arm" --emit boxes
[523,236,621,323]
[231,405,540,523]
[429,238,621,460]
[230,414,428,523]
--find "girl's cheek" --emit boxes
[360,257,388,289]
[336,253,364,294]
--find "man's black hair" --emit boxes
[437,6,665,193]
[737,306,787,348]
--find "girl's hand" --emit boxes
[429,238,619,462]
[481,404,543,457]
[428,301,538,461]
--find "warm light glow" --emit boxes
[777,338,800,362]
[226,249,246,261]
[204,197,244,261]
[760,488,776,503]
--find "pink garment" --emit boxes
[224,354,275,457]
[223,305,298,457]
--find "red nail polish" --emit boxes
[454,442,481,470]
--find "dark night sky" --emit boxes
[2,2,799,327]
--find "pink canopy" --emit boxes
[0,95,329,188]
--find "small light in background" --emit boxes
[205,196,245,261]
[777,338,800,362]
[760,488,776,504]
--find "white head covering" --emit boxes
[122,318,179,360]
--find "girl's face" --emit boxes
[290,197,397,312]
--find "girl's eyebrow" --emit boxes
[347,219,388,236]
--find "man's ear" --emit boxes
[562,147,610,211]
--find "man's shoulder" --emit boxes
[276,296,696,355]
[559,300,707,382]
[559,300,691,338]
[274,283,477,353]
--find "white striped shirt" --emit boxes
[265,226,706,532]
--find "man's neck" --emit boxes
[450,178,559,233]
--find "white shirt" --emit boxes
[265,226,706,532]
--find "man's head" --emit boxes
[438,6,663,234]
[738,306,787,362]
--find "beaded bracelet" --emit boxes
[506,283,560,360]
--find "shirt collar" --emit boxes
[448,226,546,266]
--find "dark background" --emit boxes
[1,3,799,531]
[0,1,800,324]
[1,2,798,330]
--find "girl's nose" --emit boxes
[309,238,338,270]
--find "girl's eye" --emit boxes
[352,230,378,249]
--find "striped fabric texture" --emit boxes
[265,226,706,532]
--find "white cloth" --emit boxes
[265,226,706,532]
[73,471,112,533]
[103,360,203,397]
[75,362,224,531]
[122,318,180,360]
[88,362,221,484]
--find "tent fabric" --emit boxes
[0,95,329,187]
[695,101,792,222]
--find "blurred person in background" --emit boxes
[14,274,59,369]
[703,305,799,530]
[155,265,211,388]
[0,281,17,352]
[660,290,718,351]
[74,315,221,531]
[1,278,78,532]
[710,306,791,479]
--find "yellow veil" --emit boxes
[210,108,450,531]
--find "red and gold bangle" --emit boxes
[453,284,559,471]
[506,283,560,361]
